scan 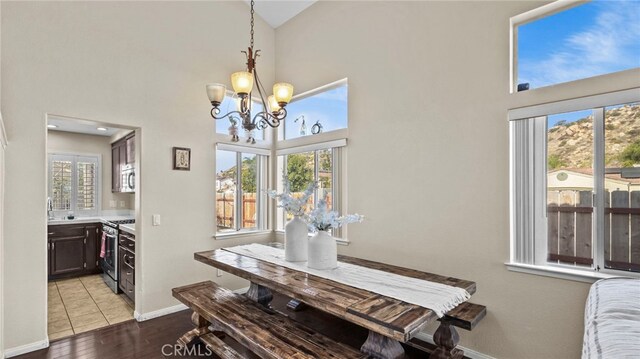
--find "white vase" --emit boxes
[284,215,308,262]
[307,230,337,270]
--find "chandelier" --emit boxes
[206,0,294,142]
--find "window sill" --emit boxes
[505,262,638,283]
[214,230,272,240]
[274,230,351,246]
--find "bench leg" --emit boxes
[360,331,404,359]
[176,312,214,348]
[431,320,464,359]
[246,282,273,309]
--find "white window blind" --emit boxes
[48,154,100,216]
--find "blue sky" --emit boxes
[519,0,640,89]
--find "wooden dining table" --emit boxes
[195,246,484,359]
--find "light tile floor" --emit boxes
[48,274,134,341]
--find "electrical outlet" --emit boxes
[217,269,223,277]
[119,201,126,208]
[152,214,161,226]
[109,200,116,208]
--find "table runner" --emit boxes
[224,243,471,317]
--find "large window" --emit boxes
[48,154,100,217]
[512,1,640,91]
[510,89,640,277]
[280,80,347,140]
[216,145,268,233]
[276,141,345,235]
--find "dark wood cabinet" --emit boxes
[111,145,121,192]
[48,223,101,280]
[111,132,135,193]
[118,231,135,302]
[125,135,135,165]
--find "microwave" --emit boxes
[121,164,135,193]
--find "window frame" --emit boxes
[278,78,348,142]
[275,139,347,241]
[508,88,640,282]
[215,143,269,237]
[509,0,639,93]
[47,152,101,217]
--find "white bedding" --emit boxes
[582,278,640,359]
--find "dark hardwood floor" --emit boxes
[16,292,450,359]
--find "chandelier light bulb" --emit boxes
[268,95,281,113]
[206,83,226,104]
[273,83,294,105]
[231,71,254,95]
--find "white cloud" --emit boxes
[519,1,640,88]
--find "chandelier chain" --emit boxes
[250,0,255,49]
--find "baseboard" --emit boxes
[414,332,495,359]
[134,303,188,322]
[4,339,49,358]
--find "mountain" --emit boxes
[547,104,640,169]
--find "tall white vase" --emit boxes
[307,230,337,270]
[285,215,308,262]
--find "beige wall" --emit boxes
[276,1,639,358]
[47,130,134,211]
[1,1,273,350]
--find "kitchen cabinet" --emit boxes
[118,231,135,302]
[111,132,135,193]
[48,223,101,280]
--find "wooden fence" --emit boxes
[547,190,640,272]
[216,193,256,230]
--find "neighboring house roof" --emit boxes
[549,168,640,185]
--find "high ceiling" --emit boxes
[248,0,317,28]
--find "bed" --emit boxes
[582,278,640,358]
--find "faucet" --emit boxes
[47,197,54,220]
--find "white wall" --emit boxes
[275,1,640,358]
[47,130,135,211]
[1,1,273,351]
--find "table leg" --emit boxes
[431,320,464,359]
[360,331,404,359]
[246,282,273,309]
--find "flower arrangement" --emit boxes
[266,175,317,217]
[306,195,364,232]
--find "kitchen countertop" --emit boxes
[48,215,134,226]
[119,224,135,235]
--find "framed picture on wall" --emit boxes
[173,147,191,171]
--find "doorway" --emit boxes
[45,114,140,341]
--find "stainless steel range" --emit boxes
[101,219,134,293]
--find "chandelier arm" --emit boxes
[254,107,287,129]
[210,109,245,121]
[252,68,270,112]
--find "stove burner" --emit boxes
[108,219,135,225]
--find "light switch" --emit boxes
[109,200,116,208]
[120,201,126,208]
[152,214,161,226]
[217,269,223,277]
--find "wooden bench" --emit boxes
[172,281,367,359]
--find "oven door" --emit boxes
[101,231,118,281]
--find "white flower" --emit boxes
[305,194,364,232]
[266,174,317,217]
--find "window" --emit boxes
[215,94,266,141]
[512,1,640,91]
[276,141,345,235]
[48,154,100,217]
[509,89,640,279]
[280,80,347,140]
[216,144,268,233]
